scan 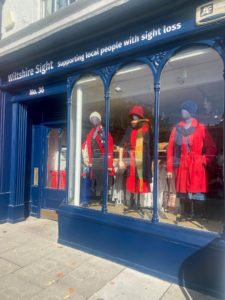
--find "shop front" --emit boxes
[0,1,225,297]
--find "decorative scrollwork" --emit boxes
[98,65,117,85]
[148,51,167,70]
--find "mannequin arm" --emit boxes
[118,147,126,169]
[203,127,217,165]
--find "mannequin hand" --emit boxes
[167,172,172,178]
[108,168,113,172]
[118,160,126,169]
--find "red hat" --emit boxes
[129,106,144,118]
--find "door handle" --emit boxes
[33,167,39,186]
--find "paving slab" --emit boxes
[46,244,92,269]
[0,223,19,237]
[0,273,41,300]
[161,284,218,300]
[15,218,58,242]
[58,255,125,299]
[88,268,171,300]
[0,237,58,267]
[30,283,86,300]
[14,255,77,288]
[0,257,20,278]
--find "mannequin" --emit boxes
[167,100,217,218]
[119,105,152,210]
[82,112,114,197]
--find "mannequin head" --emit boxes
[181,109,192,121]
[130,114,141,127]
[131,114,140,121]
[89,112,101,127]
[180,100,198,121]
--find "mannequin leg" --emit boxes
[190,200,194,218]
[130,193,135,208]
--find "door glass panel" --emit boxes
[59,129,67,190]
[47,128,60,189]
[46,127,67,190]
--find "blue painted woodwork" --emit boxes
[30,125,43,217]
[0,91,11,222]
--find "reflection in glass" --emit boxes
[46,128,67,190]
[108,63,154,219]
[47,129,59,189]
[159,46,224,233]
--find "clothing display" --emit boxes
[167,117,217,196]
[112,168,126,204]
[158,160,177,211]
[82,112,114,193]
[120,106,152,194]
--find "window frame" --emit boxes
[42,0,76,17]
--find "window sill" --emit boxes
[58,204,225,251]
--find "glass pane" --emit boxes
[109,63,154,219]
[69,75,105,209]
[44,0,53,16]
[56,0,67,10]
[159,46,224,233]
[47,129,60,189]
[59,129,67,190]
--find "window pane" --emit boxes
[159,46,224,233]
[69,75,105,209]
[43,0,53,16]
[56,0,67,10]
[108,63,154,219]
[47,129,60,189]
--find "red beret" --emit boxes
[129,105,144,118]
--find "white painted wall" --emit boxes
[2,0,41,38]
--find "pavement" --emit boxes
[0,217,218,300]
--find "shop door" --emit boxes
[30,125,67,219]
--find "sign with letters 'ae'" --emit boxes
[196,0,225,25]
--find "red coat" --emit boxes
[82,126,114,176]
[167,118,216,193]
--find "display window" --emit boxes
[158,46,224,233]
[68,46,224,233]
[108,63,154,219]
[69,75,106,209]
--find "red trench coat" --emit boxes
[167,118,216,193]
